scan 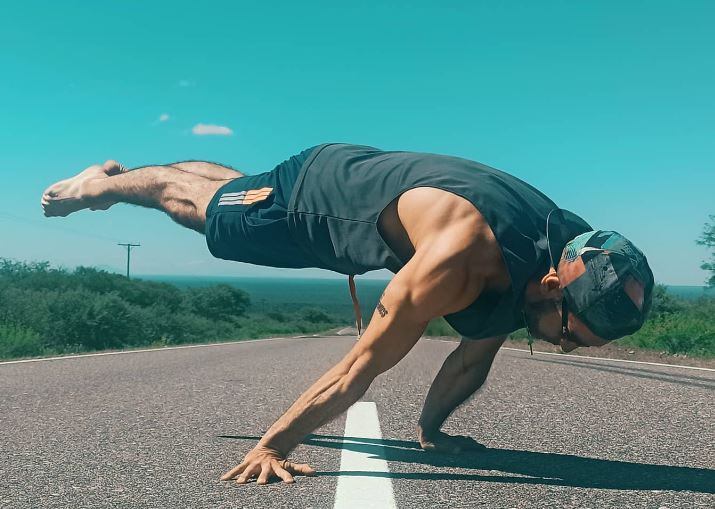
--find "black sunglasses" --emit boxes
[561,298,587,348]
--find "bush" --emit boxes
[187,284,250,321]
[300,308,332,324]
[0,323,45,358]
[266,311,288,322]
[617,297,715,356]
[43,289,146,351]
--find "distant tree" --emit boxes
[649,284,685,317]
[301,308,332,324]
[696,214,715,287]
[187,284,250,321]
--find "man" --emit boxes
[42,143,654,485]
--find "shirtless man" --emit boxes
[42,143,655,485]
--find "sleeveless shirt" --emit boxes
[286,143,591,339]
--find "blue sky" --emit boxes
[0,1,713,284]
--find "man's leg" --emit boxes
[42,163,230,234]
[167,161,244,180]
[113,160,244,180]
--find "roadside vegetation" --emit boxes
[0,259,341,360]
[0,258,713,360]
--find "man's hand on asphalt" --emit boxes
[419,430,487,454]
[220,445,316,485]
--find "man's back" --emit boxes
[288,143,570,338]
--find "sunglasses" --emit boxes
[561,297,589,348]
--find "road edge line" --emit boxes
[0,335,318,366]
[422,338,714,373]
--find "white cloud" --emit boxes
[158,113,170,122]
[192,123,234,136]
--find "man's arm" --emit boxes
[221,222,485,485]
[417,335,505,453]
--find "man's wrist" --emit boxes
[417,422,440,443]
[257,431,294,457]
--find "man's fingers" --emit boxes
[102,159,127,176]
[220,462,247,481]
[236,464,260,484]
[422,440,455,453]
[256,464,271,485]
[285,461,316,477]
[271,460,295,484]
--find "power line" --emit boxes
[117,243,141,279]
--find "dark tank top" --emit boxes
[287,143,591,339]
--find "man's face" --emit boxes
[523,297,609,352]
[522,258,615,352]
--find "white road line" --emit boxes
[423,338,715,372]
[422,338,715,372]
[334,402,397,509]
[500,347,715,372]
[0,335,315,366]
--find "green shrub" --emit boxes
[617,297,715,356]
[300,308,332,324]
[0,323,45,358]
[187,284,250,321]
[43,289,145,351]
[266,311,288,322]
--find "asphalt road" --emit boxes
[1,336,713,509]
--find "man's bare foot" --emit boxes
[88,160,128,210]
[41,160,124,217]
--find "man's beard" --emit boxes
[523,299,558,342]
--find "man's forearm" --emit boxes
[417,349,489,437]
[418,337,504,438]
[256,282,426,457]
[257,352,372,456]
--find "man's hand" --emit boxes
[220,445,316,485]
[418,430,486,454]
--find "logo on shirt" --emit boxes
[218,187,273,206]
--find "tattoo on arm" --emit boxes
[376,294,388,318]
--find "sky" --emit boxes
[0,1,713,284]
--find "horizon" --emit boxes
[4,258,714,289]
[1,1,713,285]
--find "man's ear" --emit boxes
[540,267,562,299]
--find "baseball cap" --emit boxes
[546,209,655,341]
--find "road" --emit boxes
[1,336,713,508]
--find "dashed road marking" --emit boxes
[334,402,396,509]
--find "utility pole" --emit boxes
[117,242,141,279]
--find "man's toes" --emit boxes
[103,160,126,175]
